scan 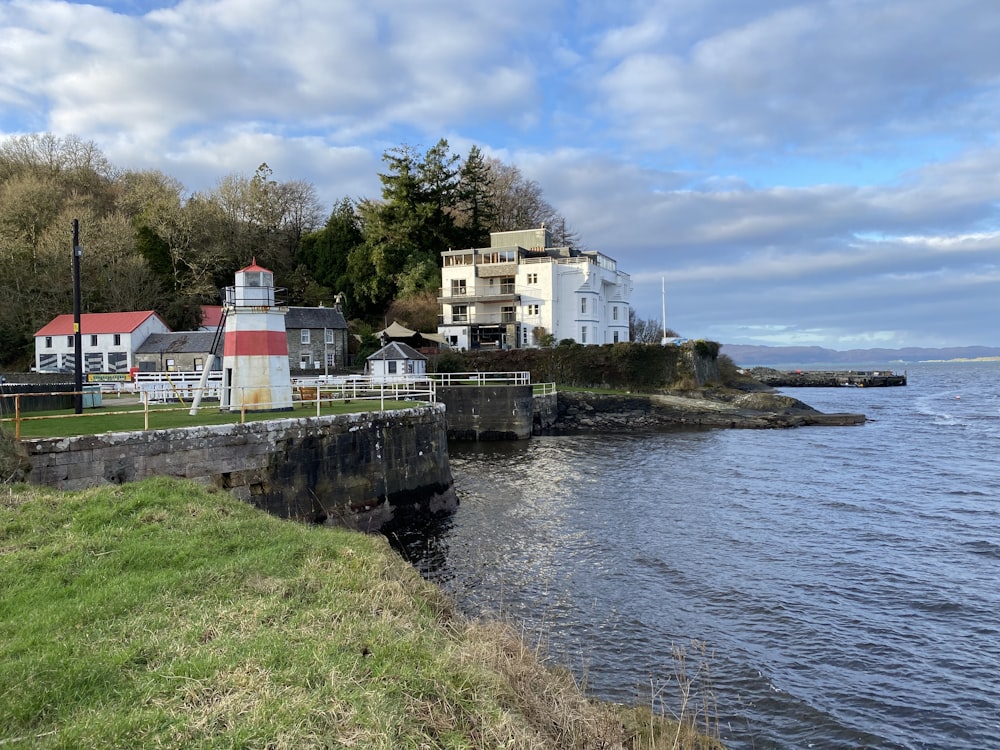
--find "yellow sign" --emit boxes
[87,373,131,382]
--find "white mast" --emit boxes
[660,276,668,346]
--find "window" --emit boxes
[581,327,588,343]
[300,353,310,369]
[194,357,204,371]
[406,361,414,374]
[45,336,52,348]
[451,279,467,296]
[326,352,334,367]
[245,271,261,287]
[300,329,310,344]
[66,336,74,347]
[580,297,587,314]
[388,361,398,374]
[444,253,473,266]
[499,277,515,294]
[452,305,468,323]
[501,305,516,323]
[325,328,334,344]
[90,335,98,346]
[526,272,538,285]
[113,334,121,346]
[612,306,618,321]
[166,358,175,371]
[525,303,539,316]
[613,331,620,343]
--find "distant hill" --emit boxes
[720,344,1000,367]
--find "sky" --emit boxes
[2,0,999,349]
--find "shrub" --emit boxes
[693,340,720,360]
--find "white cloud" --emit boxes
[2,0,1000,348]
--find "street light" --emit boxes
[72,219,83,414]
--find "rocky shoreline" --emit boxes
[549,388,865,432]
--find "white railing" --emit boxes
[291,376,437,415]
[428,371,530,386]
[426,371,557,396]
[134,371,224,402]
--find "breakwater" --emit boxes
[750,367,907,387]
[23,405,455,531]
[550,390,865,430]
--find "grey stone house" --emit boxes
[285,306,349,372]
[134,332,222,372]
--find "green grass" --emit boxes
[2,400,422,439]
[0,480,724,749]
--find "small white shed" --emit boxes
[366,341,427,381]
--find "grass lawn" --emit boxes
[2,399,424,440]
[0,479,723,749]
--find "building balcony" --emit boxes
[438,311,520,326]
[437,287,520,304]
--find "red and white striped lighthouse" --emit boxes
[220,259,293,412]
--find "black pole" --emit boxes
[72,219,83,414]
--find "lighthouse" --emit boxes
[220,259,293,412]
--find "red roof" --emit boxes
[34,311,167,337]
[200,305,224,328]
[239,257,272,274]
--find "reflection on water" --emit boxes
[386,363,1000,750]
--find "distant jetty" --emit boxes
[750,368,907,388]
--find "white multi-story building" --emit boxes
[437,227,632,350]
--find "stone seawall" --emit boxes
[24,405,455,531]
[436,385,535,440]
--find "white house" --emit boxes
[366,341,427,381]
[437,227,632,350]
[34,310,170,374]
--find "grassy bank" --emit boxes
[0,478,722,749]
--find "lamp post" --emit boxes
[323,327,329,379]
[72,219,83,414]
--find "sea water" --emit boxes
[388,361,1000,749]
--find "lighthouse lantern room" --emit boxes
[221,259,293,412]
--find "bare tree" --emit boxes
[629,307,678,343]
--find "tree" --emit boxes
[483,158,576,243]
[454,145,494,248]
[630,308,678,343]
[299,197,363,299]
[352,141,461,315]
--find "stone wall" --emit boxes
[436,385,534,440]
[23,405,455,531]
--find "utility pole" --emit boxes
[72,219,84,414]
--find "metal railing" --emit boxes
[426,372,556,395]
[1,379,437,440]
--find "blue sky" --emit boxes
[2,0,999,349]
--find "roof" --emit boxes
[238,258,272,274]
[35,311,167,337]
[367,341,427,361]
[135,332,222,356]
[285,306,347,330]
[200,305,224,329]
[378,321,418,339]
[377,320,446,345]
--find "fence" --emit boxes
[427,371,556,395]
[0,379,438,440]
